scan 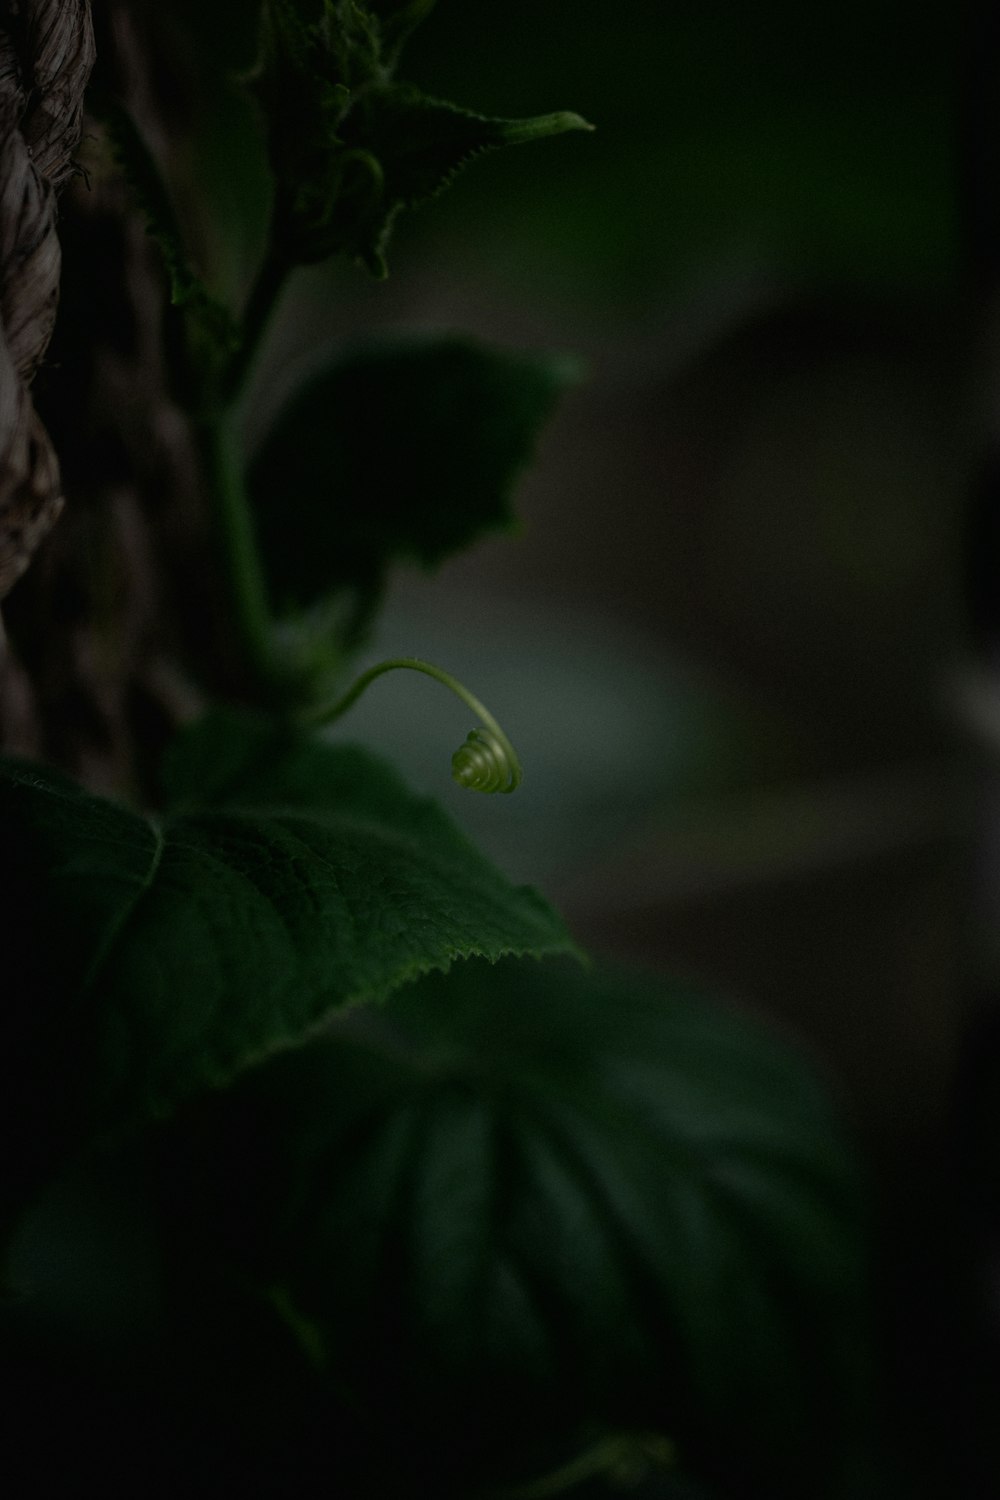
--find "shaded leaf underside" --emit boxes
[165,956,869,1493]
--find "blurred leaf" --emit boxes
[247,333,581,612]
[98,100,240,355]
[0,716,575,1217]
[161,956,870,1496]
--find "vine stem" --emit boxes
[219,247,288,406]
[302,656,498,729]
[198,412,282,697]
[197,247,292,696]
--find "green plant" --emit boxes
[0,4,872,1496]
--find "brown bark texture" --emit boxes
[0,2,231,792]
[0,1,93,600]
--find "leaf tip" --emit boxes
[539,111,596,137]
[496,110,596,150]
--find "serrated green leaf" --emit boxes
[325,86,594,274]
[247,333,581,618]
[155,957,870,1496]
[0,715,576,1214]
[244,1,591,271]
[357,87,593,206]
[98,101,240,355]
[246,0,382,269]
[247,0,375,172]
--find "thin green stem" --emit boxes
[301,657,523,792]
[189,246,291,701]
[219,248,288,406]
[199,413,281,696]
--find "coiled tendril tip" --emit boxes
[452,726,521,794]
[305,656,523,794]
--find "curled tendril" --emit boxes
[303,656,523,794]
[452,725,521,794]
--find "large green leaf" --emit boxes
[0,712,575,1209]
[156,957,870,1497]
[248,333,580,615]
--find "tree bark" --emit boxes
[0,1,239,798]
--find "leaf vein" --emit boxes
[80,817,166,1000]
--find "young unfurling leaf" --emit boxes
[322,86,594,276]
[246,0,592,273]
[366,0,438,63]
